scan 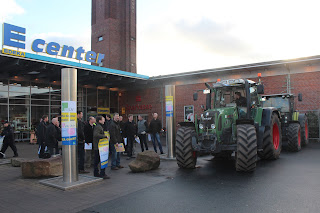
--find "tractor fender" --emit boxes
[261,107,281,127]
[298,113,307,124]
[257,108,280,150]
[178,122,195,128]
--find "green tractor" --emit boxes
[261,93,309,152]
[176,78,282,172]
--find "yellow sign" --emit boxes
[2,48,25,57]
[121,107,126,115]
[98,107,110,115]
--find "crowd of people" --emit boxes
[33,112,165,180]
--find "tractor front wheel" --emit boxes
[287,123,301,152]
[176,126,197,169]
[258,113,282,160]
[235,124,257,172]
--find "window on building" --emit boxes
[98,36,103,42]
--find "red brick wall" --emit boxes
[91,0,136,73]
[120,72,320,126]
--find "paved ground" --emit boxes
[0,141,319,213]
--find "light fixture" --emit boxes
[14,76,18,79]
[28,71,40,75]
[35,78,39,81]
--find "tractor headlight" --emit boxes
[211,124,216,129]
[199,124,204,129]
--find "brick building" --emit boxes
[91,0,136,73]
[118,56,320,128]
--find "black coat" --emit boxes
[124,121,137,138]
[84,122,95,143]
[77,120,85,143]
[149,119,162,134]
[236,96,247,107]
[119,121,125,137]
[36,121,47,142]
[1,126,14,144]
[45,123,59,148]
[103,119,112,131]
[109,120,122,146]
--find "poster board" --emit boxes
[184,105,194,122]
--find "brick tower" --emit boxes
[91,0,136,73]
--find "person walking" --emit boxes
[37,115,48,158]
[77,111,89,174]
[137,115,148,152]
[45,118,61,156]
[0,121,18,158]
[149,113,164,154]
[124,114,137,160]
[84,116,96,168]
[93,116,110,179]
[109,113,124,170]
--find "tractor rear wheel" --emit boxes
[258,113,282,160]
[235,124,257,172]
[176,126,197,169]
[287,123,301,152]
[300,116,309,146]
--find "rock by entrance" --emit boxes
[129,151,160,173]
[21,156,63,178]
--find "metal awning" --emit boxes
[0,51,149,88]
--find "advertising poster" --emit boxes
[61,101,77,145]
[166,96,174,117]
[184,105,194,122]
[98,138,109,169]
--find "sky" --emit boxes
[1,0,320,76]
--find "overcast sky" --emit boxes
[1,0,320,76]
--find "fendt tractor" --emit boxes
[176,77,282,172]
[261,93,309,152]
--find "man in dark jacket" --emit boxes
[45,118,60,156]
[0,121,18,158]
[37,115,48,158]
[84,116,95,168]
[77,111,89,173]
[149,113,164,154]
[137,115,148,152]
[93,116,110,179]
[124,114,137,159]
[103,114,112,131]
[109,113,124,170]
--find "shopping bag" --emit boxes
[124,138,127,146]
[148,134,151,141]
[85,143,92,150]
[115,143,125,152]
[135,137,140,144]
[0,136,4,150]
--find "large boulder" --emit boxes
[21,156,63,178]
[11,158,28,167]
[129,151,160,173]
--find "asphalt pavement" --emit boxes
[81,143,320,213]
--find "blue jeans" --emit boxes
[151,133,163,153]
[111,144,120,168]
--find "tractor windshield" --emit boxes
[214,86,246,108]
[262,96,290,112]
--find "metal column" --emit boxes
[165,85,176,158]
[61,68,78,182]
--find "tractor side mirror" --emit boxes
[193,92,198,101]
[257,85,264,94]
[298,93,302,101]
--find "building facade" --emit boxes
[91,0,136,73]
